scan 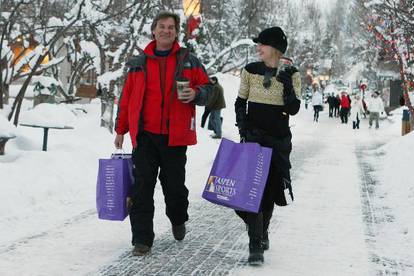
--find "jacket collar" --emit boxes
[144,40,181,58]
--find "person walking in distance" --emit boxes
[352,94,364,129]
[327,93,335,118]
[333,94,341,117]
[339,91,351,124]
[311,83,323,122]
[207,76,226,139]
[368,91,384,129]
[114,11,212,256]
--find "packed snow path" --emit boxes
[97,142,321,276]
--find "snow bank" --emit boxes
[19,103,76,128]
[0,115,17,138]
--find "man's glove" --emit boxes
[277,66,298,105]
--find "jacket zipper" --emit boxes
[160,59,165,133]
[160,84,165,133]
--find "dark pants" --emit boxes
[329,105,334,117]
[130,131,189,247]
[235,164,281,240]
[334,106,339,117]
[201,107,211,128]
[313,105,321,122]
[208,109,222,137]
[353,113,360,129]
[340,107,350,123]
[369,112,380,128]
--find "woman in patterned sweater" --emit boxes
[234,26,301,265]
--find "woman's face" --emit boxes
[256,43,279,63]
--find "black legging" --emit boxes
[313,105,320,121]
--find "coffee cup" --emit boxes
[176,77,190,100]
[277,57,293,76]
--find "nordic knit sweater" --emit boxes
[235,62,301,138]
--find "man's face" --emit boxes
[152,17,177,48]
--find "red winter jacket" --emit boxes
[115,40,211,148]
[340,95,350,108]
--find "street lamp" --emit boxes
[183,0,201,16]
[183,0,202,39]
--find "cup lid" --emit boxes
[176,77,189,82]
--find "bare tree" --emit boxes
[351,0,414,124]
[1,0,88,125]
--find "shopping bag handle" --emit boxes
[111,149,128,159]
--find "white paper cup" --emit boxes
[176,78,190,100]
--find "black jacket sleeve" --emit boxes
[235,96,248,136]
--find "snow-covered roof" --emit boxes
[31,76,62,88]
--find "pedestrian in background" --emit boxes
[368,91,384,129]
[333,94,341,117]
[327,93,336,118]
[311,83,323,122]
[207,76,226,139]
[339,91,351,124]
[352,94,364,129]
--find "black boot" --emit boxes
[247,212,264,265]
[262,206,273,251]
[172,223,186,241]
[248,237,264,265]
[262,231,269,250]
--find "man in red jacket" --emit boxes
[339,91,351,124]
[114,11,212,256]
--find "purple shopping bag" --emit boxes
[96,153,133,221]
[202,138,272,213]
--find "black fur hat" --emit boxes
[252,27,288,54]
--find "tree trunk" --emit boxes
[0,83,9,108]
[0,138,10,155]
[100,87,114,133]
[3,83,9,105]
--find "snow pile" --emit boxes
[0,115,16,138]
[367,114,414,268]
[0,101,116,246]
[377,129,414,211]
[19,103,76,128]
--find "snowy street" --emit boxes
[2,1,414,275]
[1,74,413,276]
